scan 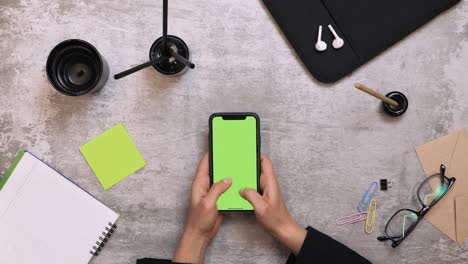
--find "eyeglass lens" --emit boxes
[386,210,419,240]
[417,175,450,207]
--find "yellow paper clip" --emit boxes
[365,199,377,234]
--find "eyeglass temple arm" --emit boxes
[440,164,446,176]
[377,235,402,241]
[378,236,403,248]
[440,164,446,185]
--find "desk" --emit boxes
[1,0,468,263]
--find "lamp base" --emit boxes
[149,35,190,75]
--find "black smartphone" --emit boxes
[209,112,261,212]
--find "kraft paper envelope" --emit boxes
[416,129,468,244]
[455,195,468,244]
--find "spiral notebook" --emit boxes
[0,150,119,264]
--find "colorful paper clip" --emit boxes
[336,212,367,225]
[365,199,377,234]
[357,182,378,213]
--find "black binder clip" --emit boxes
[380,179,394,191]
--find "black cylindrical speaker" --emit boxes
[46,39,109,96]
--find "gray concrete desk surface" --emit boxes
[1,0,468,263]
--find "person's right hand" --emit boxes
[240,155,307,256]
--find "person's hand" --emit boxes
[240,155,307,256]
[173,153,232,263]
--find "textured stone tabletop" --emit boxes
[1,0,468,263]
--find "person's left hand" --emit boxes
[173,153,232,263]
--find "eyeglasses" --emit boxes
[377,164,456,248]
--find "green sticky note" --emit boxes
[80,123,146,190]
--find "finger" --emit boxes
[195,153,209,183]
[204,178,232,205]
[240,188,267,214]
[192,153,210,200]
[260,154,278,189]
[260,154,274,176]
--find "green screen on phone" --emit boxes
[212,115,258,211]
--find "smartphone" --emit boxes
[209,112,261,212]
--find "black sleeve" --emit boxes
[136,258,171,264]
[137,227,370,264]
[286,227,371,264]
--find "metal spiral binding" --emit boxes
[89,222,117,256]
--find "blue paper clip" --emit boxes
[357,182,378,213]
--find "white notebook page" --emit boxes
[0,152,119,264]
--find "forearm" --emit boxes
[274,218,307,256]
[173,230,209,263]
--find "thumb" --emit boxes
[240,188,267,213]
[205,178,232,205]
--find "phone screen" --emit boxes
[211,114,259,211]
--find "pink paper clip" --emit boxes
[336,212,368,225]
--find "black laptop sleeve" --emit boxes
[262,0,461,83]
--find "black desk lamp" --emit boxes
[114,0,195,79]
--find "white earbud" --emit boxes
[315,25,327,52]
[328,25,344,49]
